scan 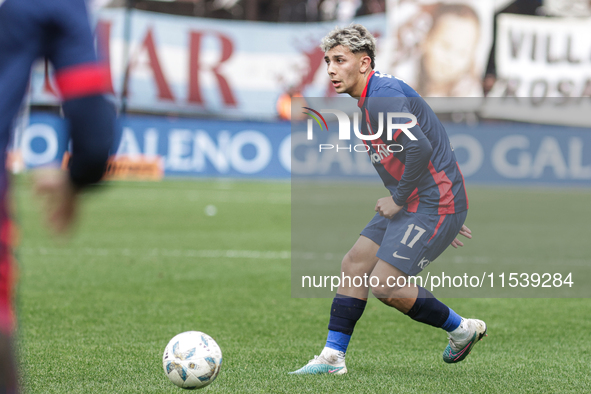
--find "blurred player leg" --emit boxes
[0,333,18,394]
[0,203,17,394]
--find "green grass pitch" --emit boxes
[13,177,591,393]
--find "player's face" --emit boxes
[324,45,370,97]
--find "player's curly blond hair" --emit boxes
[320,24,377,69]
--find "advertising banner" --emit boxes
[17,112,591,186]
[290,96,591,186]
[29,9,386,119]
[483,14,591,126]
[20,113,291,179]
[445,121,591,186]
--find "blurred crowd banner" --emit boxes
[24,3,591,130]
[383,0,494,111]
[20,113,590,186]
[29,9,385,120]
[20,113,291,178]
[483,14,591,126]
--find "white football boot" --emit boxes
[443,318,487,363]
[289,347,347,375]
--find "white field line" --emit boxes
[15,247,591,266]
[18,247,290,260]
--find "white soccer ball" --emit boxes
[162,331,223,390]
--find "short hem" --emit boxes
[375,249,418,276]
[359,231,382,248]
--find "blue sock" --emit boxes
[326,330,351,353]
[325,294,366,354]
[406,287,455,329]
[441,308,462,332]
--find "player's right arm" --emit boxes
[35,0,115,233]
[47,0,115,188]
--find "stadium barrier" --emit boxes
[14,112,591,186]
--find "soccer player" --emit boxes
[0,0,115,391]
[291,25,486,375]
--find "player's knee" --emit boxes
[341,248,362,271]
[371,280,393,299]
[371,285,388,299]
[344,246,361,263]
[370,276,406,299]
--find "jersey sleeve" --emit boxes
[366,94,433,206]
[391,127,432,206]
[45,0,111,100]
[44,0,115,188]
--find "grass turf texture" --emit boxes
[13,177,591,393]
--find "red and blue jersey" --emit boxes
[358,71,468,215]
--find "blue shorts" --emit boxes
[360,210,467,276]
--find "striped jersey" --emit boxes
[358,71,468,215]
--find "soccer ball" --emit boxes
[163,331,223,389]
